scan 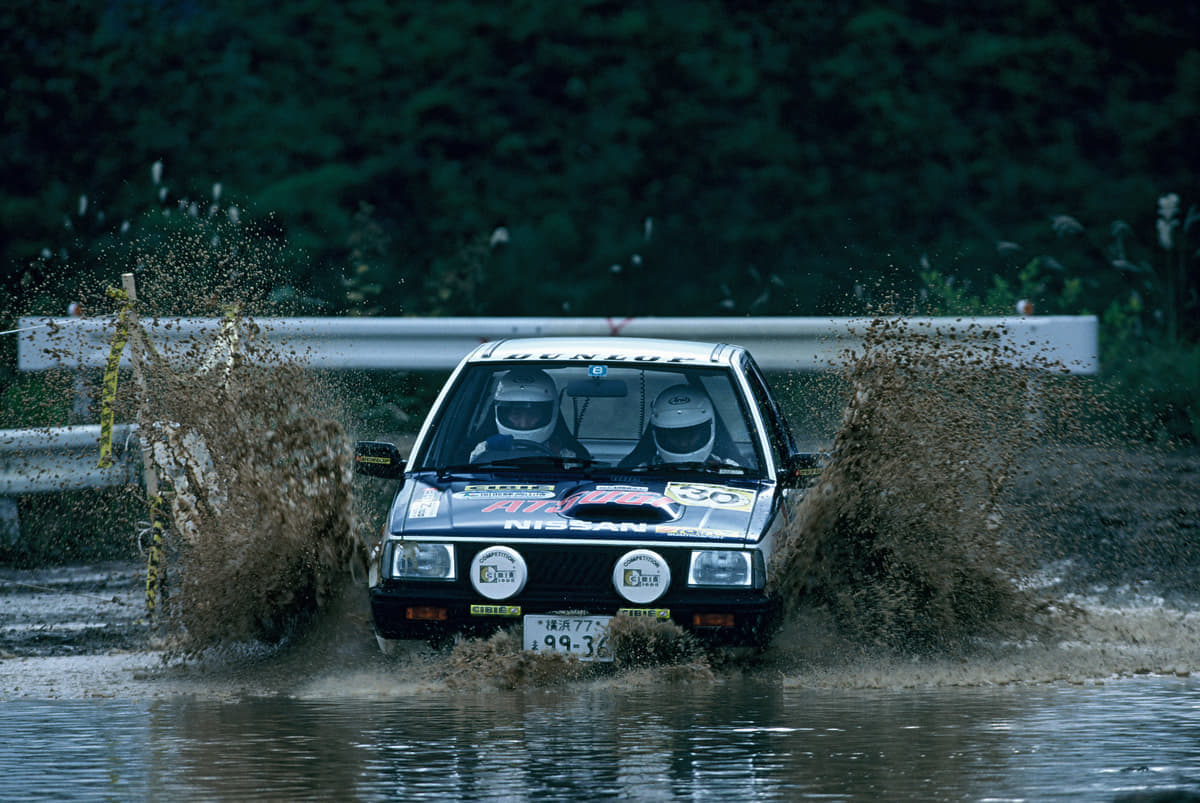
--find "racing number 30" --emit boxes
[667,483,753,511]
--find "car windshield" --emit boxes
[416,362,764,477]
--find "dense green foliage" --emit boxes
[2,1,1198,437]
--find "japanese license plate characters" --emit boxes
[665,482,755,512]
[524,614,613,662]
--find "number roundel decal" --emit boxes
[469,546,528,600]
[665,482,755,511]
[613,549,671,604]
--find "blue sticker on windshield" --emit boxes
[588,365,607,377]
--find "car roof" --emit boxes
[466,337,747,368]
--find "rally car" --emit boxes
[354,337,819,659]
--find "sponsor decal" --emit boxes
[617,608,671,619]
[470,604,522,617]
[665,482,755,512]
[408,487,441,519]
[486,352,696,363]
[623,567,661,589]
[654,525,743,539]
[482,489,675,516]
[504,519,650,533]
[479,564,516,584]
[454,484,555,500]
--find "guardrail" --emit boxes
[0,425,140,496]
[2,314,1098,543]
[16,315,1100,374]
[0,424,141,544]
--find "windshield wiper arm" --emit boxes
[435,456,598,476]
[626,461,748,475]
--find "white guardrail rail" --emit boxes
[15,314,1099,374]
[1,424,140,496]
[2,315,1097,524]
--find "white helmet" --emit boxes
[494,368,558,442]
[650,385,715,463]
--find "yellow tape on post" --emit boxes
[144,492,166,621]
[98,287,132,469]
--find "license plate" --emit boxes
[523,614,613,662]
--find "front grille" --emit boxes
[460,543,689,596]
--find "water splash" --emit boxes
[771,316,1091,652]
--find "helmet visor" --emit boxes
[496,401,554,434]
[654,421,712,456]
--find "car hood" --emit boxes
[390,475,768,545]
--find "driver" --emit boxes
[621,384,739,469]
[470,368,590,461]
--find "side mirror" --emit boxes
[781,452,824,489]
[354,441,406,482]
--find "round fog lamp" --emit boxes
[613,549,670,604]
[469,545,528,600]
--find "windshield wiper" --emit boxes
[626,461,749,476]
[435,456,598,476]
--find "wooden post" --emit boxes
[120,273,167,623]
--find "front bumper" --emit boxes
[370,541,778,647]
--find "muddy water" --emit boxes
[2,435,1199,800]
[1,677,1199,800]
[6,266,1200,800]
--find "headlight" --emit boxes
[687,550,755,588]
[390,542,456,580]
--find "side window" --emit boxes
[418,367,495,466]
[742,357,794,469]
[698,373,760,471]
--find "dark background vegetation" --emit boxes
[2,0,1198,445]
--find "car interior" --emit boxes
[421,364,763,474]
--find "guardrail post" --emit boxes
[119,273,168,623]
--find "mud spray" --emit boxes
[765,316,1200,687]
[11,215,1196,691]
[96,298,1200,689]
[13,220,365,659]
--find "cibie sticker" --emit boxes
[665,482,754,512]
[469,546,528,601]
[613,549,670,604]
[453,484,555,500]
[408,487,441,519]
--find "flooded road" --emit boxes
[3,307,1199,799]
[1,674,1198,800]
[3,548,1200,801]
[3,436,1198,800]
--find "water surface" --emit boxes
[4,677,1198,801]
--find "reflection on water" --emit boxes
[3,678,1198,801]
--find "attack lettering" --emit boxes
[482,490,675,516]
